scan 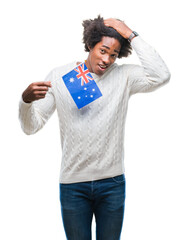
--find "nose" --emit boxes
[102,54,110,65]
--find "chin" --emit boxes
[95,71,104,76]
[95,67,108,76]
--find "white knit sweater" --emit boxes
[19,36,171,183]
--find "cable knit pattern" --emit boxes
[19,36,171,183]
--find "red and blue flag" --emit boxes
[62,63,102,109]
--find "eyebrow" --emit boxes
[102,45,120,54]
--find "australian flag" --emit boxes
[62,62,102,109]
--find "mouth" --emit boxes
[98,64,109,71]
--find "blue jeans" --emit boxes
[59,174,126,240]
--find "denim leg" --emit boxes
[60,182,93,240]
[93,175,126,240]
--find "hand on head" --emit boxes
[104,18,133,39]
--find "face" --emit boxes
[85,36,121,76]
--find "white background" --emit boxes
[0,0,188,239]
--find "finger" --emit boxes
[34,91,48,95]
[104,19,111,27]
[30,85,51,93]
[104,18,116,25]
[33,81,52,87]
[34,86,50,91]
[35,95,46,100]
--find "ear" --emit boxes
[87,44,92,51]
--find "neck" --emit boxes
[85,57,93,73]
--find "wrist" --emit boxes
[130,36,136,41]
[22,94,32,104]
[128,31,139,42]
[123,29,133,39]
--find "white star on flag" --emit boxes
[69,78,74,83]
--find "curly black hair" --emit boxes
[82,15,132,58]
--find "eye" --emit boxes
[111,54,117,59]
[100,49,105,54]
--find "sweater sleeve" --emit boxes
[128,36,171,95]
[19,70,56,135]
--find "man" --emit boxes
[19,16,170,240]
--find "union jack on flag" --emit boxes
[62,62,102,109]
[74,63,94,86]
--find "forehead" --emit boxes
[98,36,121,52]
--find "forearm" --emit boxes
[19,85,56,135]
[19,98,50,135]
[19,69,57,134]
[131,36,171,87]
